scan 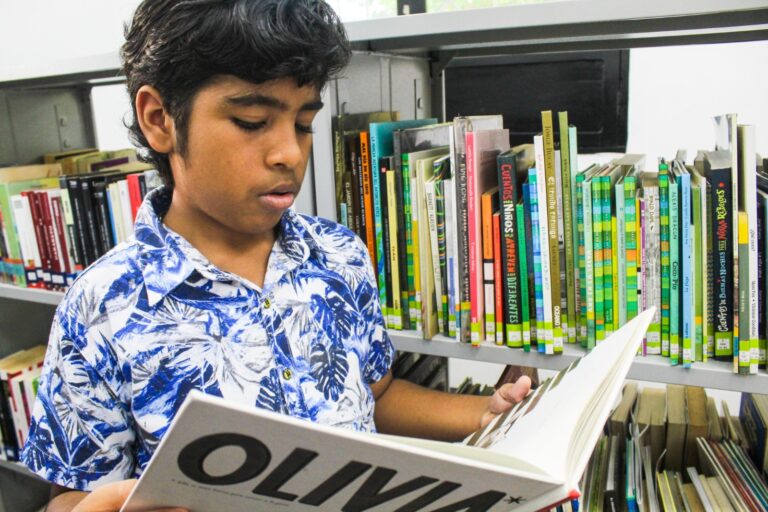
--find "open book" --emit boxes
[122,308,655,512]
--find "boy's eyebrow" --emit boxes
[225,93,324,112]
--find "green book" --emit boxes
[624,172,639,322]
[592,173,605,344]
[516,201,531,352]
[558,112,577,344]
[659,167,671,357]
[669,171,680,366]
[575,172,588,346]
[616,175,627,328]
[691,180,704,362]
[581,168,598,349]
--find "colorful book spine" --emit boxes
[592,175,605,345]
[497,152,522,347]
[493,212,504,345]
[358,132,376,265]
[516,202,531,351]
[738,125,759,374]
[541,112,563,352]
[466,132,483,345]
[522,182,538,347]
[659,169,671,357]
[679,169,693,368]
[692,181,704,362]
[738,211,750,375]
[670,172,680,366]
[569,126,582,343]
[575,172,588,345]
[529,170,546,353]
[443,175,458,339]
[435,179,450,336]
[582,173,596,349]
[534,136,554,354]
[424,178,443,337]
[481,189,497,343]
[616,177,627,328]
[758,189,768,368]
[558,112,577,344]
[625,174,639,322]
[602,174,615,336]
[642,176,662,355]
[385,170,403,330]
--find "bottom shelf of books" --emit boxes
[390,331,768,395]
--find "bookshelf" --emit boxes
[0,1,767,509]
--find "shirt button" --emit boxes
[282,369,292,380]
[264,297,271,309]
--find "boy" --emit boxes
[21,1,530,510]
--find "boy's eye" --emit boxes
[232,118,266,131]
[296,123,315,135]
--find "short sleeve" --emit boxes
[353,237,395,384]
[21,316,135,491]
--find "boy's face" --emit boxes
[169,75,323,239]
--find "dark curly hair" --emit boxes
[121,0,351,187]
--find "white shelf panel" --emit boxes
[346,0,768,53]
[0,284,64,306]
[390,330,768,394]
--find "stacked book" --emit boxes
[332,110,767,374]
[0,148,160,290]
[0,345,46,462]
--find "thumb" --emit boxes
[73,479,138,512]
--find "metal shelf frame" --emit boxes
[0,282,763,394]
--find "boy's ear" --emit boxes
[135,85,176,154]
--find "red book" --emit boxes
[22,191,52,289]
[50,195,73,276]
[127,173,143,221]
[37,191,65,289]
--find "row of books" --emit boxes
[547,384,768,511]
[332,110,768,374]
[0,345,46,462]
[0,148,160,290]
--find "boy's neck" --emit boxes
[162,193,277,289]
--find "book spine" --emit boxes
[497,155,521,347]
[126,173,143,222]
[493,212,504,345]
[332,117,345,222]
[602,176,615,336]
[39,191,65,289]
[738,125,759,374]
[9,195,39,287]
[394,162,411,330]
[516,202,531,351]
[529,169,547,353]
[582,175,596,349]
[670,173,680,365]
[0,376,19,460]
[569,126,582,342]
[387,170,403,330]
[481,191,495,343]
[541,112,562,352]
[466,132,483,345]
[681,172,693,368]
[759,191,768,367]
[575,173,586,345]
[58,176,83,272]
[710,168,734,359]
[443,176,458,339]
[50,196,72,282]
[425,179,443,337]
[358,132,377,269]
[534,137,553,354]
[26,192,52,289]
[411,156,423,333]
[616,179,627,328]
[625,175,638,322]
[0,185,26,287]
[692,182,704,362]
[353,138,365,241]
[643,182,662,354]
[738,211,750,375]
[379,159,392,328]
[559,112,577,344]
[592,177,604,345]
[522,182,538,347]
[80,179,102,264]
[453,121,471,343]
[659,170,671,357]
[368,127,388,315]
[435,180,450,336]
[403,153,420,331]
[94,183,114,255]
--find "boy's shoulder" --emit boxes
[57,240,144,323]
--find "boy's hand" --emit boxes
[70,479,187,512]
[479,376,532,429]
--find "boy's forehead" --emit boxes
[201,75,322,109]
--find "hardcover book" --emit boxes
[123,309,655,512]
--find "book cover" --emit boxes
[492,211,504,345]
[481,186,499,344]
[123,310,656,512]
[385,168,402,330]
[558,112,577,344]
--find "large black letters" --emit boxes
[177,433,271,485]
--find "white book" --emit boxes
[123,309,655,512]
[534,135,554,353]
[10,194,41,285]
[118,179,135,240]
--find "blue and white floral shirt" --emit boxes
[21,186,394,491]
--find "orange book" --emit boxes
[481,186,499,343]
[359,131,376,267]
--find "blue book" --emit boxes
[528,171,546,353]
[669,172,680,365]
[677,166,693,368]
[368,118,437,311]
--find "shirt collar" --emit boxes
[134,186,313,307]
